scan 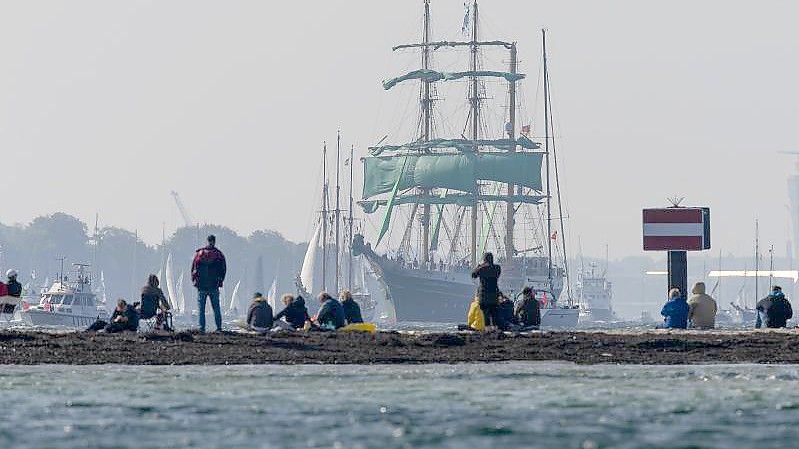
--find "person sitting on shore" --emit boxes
[314,292,346,330]
[140,274,171,331]
[659,288,688,329]
[514,287,541,329]
[497,292,517,331]
[687,281,717,329]
[471,252,502,329]
[756,286,793,329]
[274,294,311,329]
[246,292,274,334]
[105,299,140,333]
[340,290,364,324]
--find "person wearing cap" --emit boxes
[191,235,227,332]
[756,286,793,328]
[5,270,22,298]
[246,292,273,334]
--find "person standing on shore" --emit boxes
[191,235,227,333]
[471,252,502,329]
[687,282,717,329]
[756,286,793,329]
[660,288,688,329]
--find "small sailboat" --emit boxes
[165,253,177,311]
[267,278,278,313]
[227,279,242,317]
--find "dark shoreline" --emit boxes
[1,330,799,365]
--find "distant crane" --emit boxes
[171,191,195,227]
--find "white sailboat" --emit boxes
[227,279,242,316]
[165,253,177,312]
[299,222,322,296]
[267,278,278,313]
[177,271,189,317]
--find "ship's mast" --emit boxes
[321,141,328,292]
[420,0,432,268]
[335,130,341,294]
[505,43,517,263]
[469,0,479,267]
[348,144,355,291]
[754,219,759,305]
[542,29,553,288]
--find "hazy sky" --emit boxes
[2,0,798,260]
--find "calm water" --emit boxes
[2,363,799,449]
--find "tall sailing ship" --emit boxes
[351,0,577,325]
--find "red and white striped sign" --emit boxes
[643,208,710,251]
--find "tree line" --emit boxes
[0,213,306,303]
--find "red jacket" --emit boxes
[191,246,227,290]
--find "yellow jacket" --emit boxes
[467,298,485,331]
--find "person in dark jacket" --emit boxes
[314,292,346,329]
[191,235,227,333]
[756,286,793,328]
[340,290,364,324]
[496,292,516,330]
[5,269,22,298]
[105,299,139,333]
[660,288,689,329]
[246,292,273,333]
[514,287,541,328]
[275,294,311,329]
[140,274,171,330]
[471,252,502,328]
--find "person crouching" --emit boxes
[660,288,688,329]
[246,292,274,334]
[756,285,793,328]
[106,299,140,333]
[340,290,364,324]
[314,292,346,330]
[514,287,541,329]
[274,294,310,329]
[496,292,517,331]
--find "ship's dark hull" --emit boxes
[379,266,476,322]
[374,261,561,323]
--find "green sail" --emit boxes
[383,69,526,90]
[362,152,543,199]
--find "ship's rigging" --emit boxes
[358,0,570,297]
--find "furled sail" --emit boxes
[383,69,525,90]
[362,152,544,199]
[359,193,545,213]
[368,136,539,155]
[299,222,322,294]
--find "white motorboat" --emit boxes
[19,264,107,328]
